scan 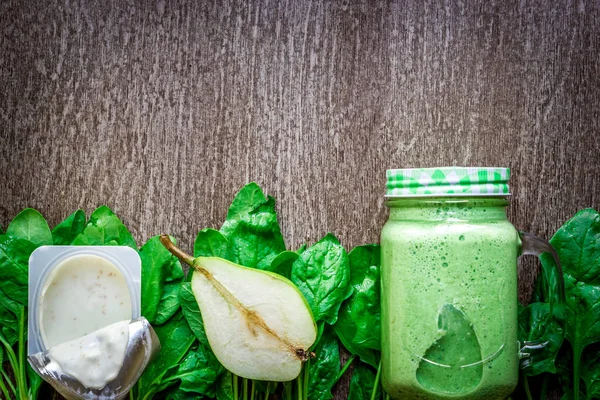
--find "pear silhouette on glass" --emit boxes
[416,303,483,394]
[160,235,317,381]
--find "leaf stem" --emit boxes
[371,359,382,400]
[540,374,548,400]
[0,337,19,389]
[243,378,249,400]
[332,354,357,386]
[296,372,303,400]
[18,306,27,400]
[0,371,13,399]
[522,372,533,400]
[573,343,582,400]
[303,358,310,400]
[160,235,194,266]
[250,379,255,400]
[233,374,239,400]
[264,382,271,400]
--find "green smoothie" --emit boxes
[380,198,519,400]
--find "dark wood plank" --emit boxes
[1,1,599,398]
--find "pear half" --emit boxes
[160,235,317,381]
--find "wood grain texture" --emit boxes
[1,0,599,398]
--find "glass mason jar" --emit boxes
[380,167,563,400]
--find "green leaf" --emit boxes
[252,380,277,396]
[27,363,43,399]
[220,183,267,237]
[582,343,600,399]
[549,209,600,283]
[51,210,86,245]
[215,372,234,400]
[171,344,222,396]
[282,381,293,400]
[518,301,564,375]
[541,208,600,395]
[334,245,381,368]
[348,362,383,400]
[0,235,36,306]
[556,344,587,400]
[307,326,340,400]
[166,388,204,400]
[140,235,184,324]
[179,282,209,348]
[194,229,231,260]
[154,283,182,325]
[266,250,299,279]
[0,290,20,346]
[136,313,196,398]
[292,234,352,325]
[227,197,286,270]
[72,206,137,249]
[6,209,52,247]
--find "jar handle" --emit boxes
[517,232,565,365]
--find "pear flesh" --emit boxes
[190,257,317,381]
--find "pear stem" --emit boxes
[160,234,194,266]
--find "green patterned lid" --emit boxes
[385,167,511,197]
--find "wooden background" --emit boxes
[1,0,599,398]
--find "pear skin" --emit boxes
[160,235,317,381]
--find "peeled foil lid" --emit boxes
[28,317,160,400]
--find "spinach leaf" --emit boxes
[51,210,86,245]
[540,208,600,399]
[215,371,234,400]
[136,313,196,399]
[140,235,184,325]
[549,213,600,374]
[220,183,267,237]
[267,250,299,279]
[166,389,203,400]
[72,206,137,248]
[282,381,293,400]
[348,362,383,400]
[0,290,20,345]
[179,282,209,348]
[170,343,222,396]
[227,197,286,270]
[307,326,340,400]
[27,363,43,399]
[292,234,352,325]
[334,245,381,368]
[6,209,52,247]
[582,343,600,399]
[219,184,286,270]
[154,283,182,325]
[0,235,36,306]
[194,228,231,260]
[518,301,564,375]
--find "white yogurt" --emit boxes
[48,320,130,389]
[39,254,132,349]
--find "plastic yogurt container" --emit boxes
[28,246,141,356]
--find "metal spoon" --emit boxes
[28,317,160,400]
